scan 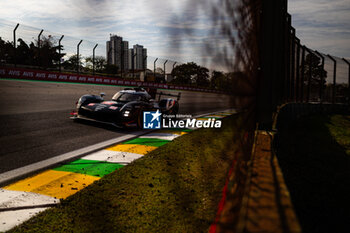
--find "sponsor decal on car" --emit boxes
[102,101,115,105]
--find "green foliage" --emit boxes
[104,64,119,74]
[85,56,107,72]
[0,36,65,68]
[171,62,209,87]
[62,54,81,71]
[303,53,327,86]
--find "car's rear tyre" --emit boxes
[137,108,144,129]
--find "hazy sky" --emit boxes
[0,0,349,73]
[289,0,350,58]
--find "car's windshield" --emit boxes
[112,92,142,102]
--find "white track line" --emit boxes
[0,189,58,232]
[81,150,144,164]
[139,133,180,141]
[0,130,150,185]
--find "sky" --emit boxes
[289,0,350,83]
[288,0,350,58]
[0,0,349,78]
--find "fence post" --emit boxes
[77,40,83,74]
[327,55,337,104]
[304,47,313,102]
[13,23,19,68]
[285,14,292,101]
[92,44,98,76]
[315,51,325,103]
[300,46,306,102]
[163,60,168,82]
[58,35,64,73]
[295,38,301,102]
[153,58,158,81]
[342,58,350,105]
[172,62,177,71]
[256,0,288,129]
[38,29,44,68]
[290,27,296,101]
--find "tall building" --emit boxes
[128,48,134,70]
[106,35,129,71]
[132,44,147,70]
[142,48,147,70]
[122,41,129,72]
[107,35,147,73]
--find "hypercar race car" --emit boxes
[70,87,180,128]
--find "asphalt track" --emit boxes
[0,79,234,174]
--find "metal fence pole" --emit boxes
[290,27,296,101]
[93,44,98,76]
[327,55,337,104]
[172,62,177,71]
[58,35,64,73]
[256,0,287,129]
[13,23,19,68]
[342,58,350,105]
[77,40,83,74]
[300,46,306,102]
[295,38,301,102]
[315,51,325,103]
[121,43,124,79]
[285,14,292,101]
[153,58,158,80]
[38,29,43,68]
[163,60,168,83]
[305,47,313,102]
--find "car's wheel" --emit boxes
[137,108,144,128]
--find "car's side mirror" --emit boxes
[100,92,106,98]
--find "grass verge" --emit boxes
[9,114,243,233]
[275,114,350,233]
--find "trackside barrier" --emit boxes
[0,66,225,94]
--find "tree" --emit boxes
[303,53,327,87]
[35,35,64,68]
[194,66,210,87]
[171,62,210,87]
[0,36,64,68]
[62,54,82,71]
[210,71,227,90]
[85,56,107,72]
[104,64,119,75]
[16,38,32,65]
[0,37,15,64]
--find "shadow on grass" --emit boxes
[275,115,350,233]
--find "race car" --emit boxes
[70,87,180,128]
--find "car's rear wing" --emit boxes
[157,91,181,101]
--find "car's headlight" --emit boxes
[123,110,130,117]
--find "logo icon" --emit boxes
[143,110,162,129]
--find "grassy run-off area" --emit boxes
[10,114,244,233]
[275,114,350,233]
